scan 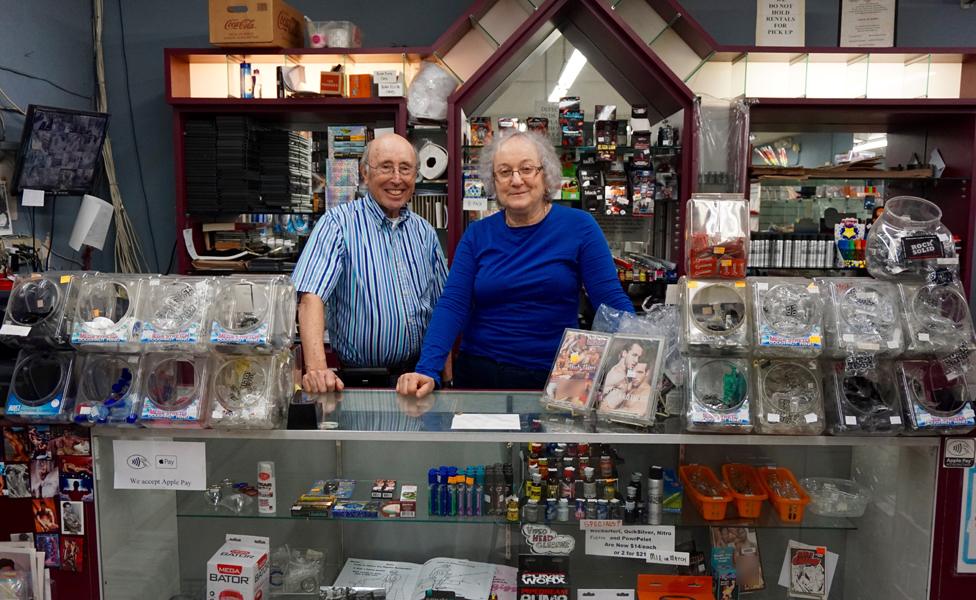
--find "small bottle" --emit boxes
[530,473,543,501]
[257,461,275,514]
[474,468,485,517]
[560,467,575,499]
[578,443,590,458]
[428,469,439,517]
[575,498,586,520]
[599,455,613,478]
[624,499,636,523]
[610,498,623,519]
[494,464,506,516]
[647,466,664,525]
[252,69,262,99]
[597,499,609,519]
[583,467,597,499]
[557,498,570,522]
[629,472,643,502]
[506,496,520,522]
[449,476,459,516]
[538,457,549,479]
[546,473,559,500]
[240,62,253,99]
[545,498,557,522]
[585,499,598,519]
[523,499,540,523]
[465,476,475,517]
[603,478,617,501]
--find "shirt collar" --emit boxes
[363,192,411,228]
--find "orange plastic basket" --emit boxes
[679,464,733,521]
[757,466,810,522]
[721,463,768,519]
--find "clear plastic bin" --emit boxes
[139,354,210,428]
[754,358,824,435]
[682,278,750,355]
[684,357,753,433]
[750,277,823,357]
[1,272,84,347]
[898,280,976,357]
[209,352,293,429]
[685,195,749,279]
[823,359,903,435]
[307,20,362,48]
[866,195,958,281]
[138,275,215,353]
[71,353,142,426]
[70,273,145,352]
[815,277,903,358]
[4,350,76,422]
[209,275,296,353]
[799,477,871,518]
[897,359,975,435]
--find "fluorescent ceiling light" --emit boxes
[547,49,587,102]
[851,137,887,153]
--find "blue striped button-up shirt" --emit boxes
[292,195,448,368]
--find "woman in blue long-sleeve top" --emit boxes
[397,130,634,397]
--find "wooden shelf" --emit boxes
[750,166,935,180]
[168,97,404,107]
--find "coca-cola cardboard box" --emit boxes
[209,0,304,48]
[206,534,270,600]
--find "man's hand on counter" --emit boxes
[396,372,436,399]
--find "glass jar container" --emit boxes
[866,196,957,281]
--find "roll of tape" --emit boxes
[418,142,448,180]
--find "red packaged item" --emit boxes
[637,574,715,600]
[686,196,750,279]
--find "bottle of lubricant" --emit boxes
[257,461,276,514]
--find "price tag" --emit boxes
[59,275,72,284]
[938,257,959,265]
[804,413,818,424]
[918,333,931,342]
[756,282,769,291]
[809,335,822,345]
[845,416,858,426]
[735,281,746,288]
[0,324,31,336]
[687,281,699,289]
[767,413,781,423]
[714,247,725,255]
[150,279,160,286]
[887,340,900,349]
[890,416,902,425]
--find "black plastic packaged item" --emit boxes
[71,353,142,426]
[897,359,975,434]
[753,358,825,435]
[1,272,84,348]
[4,350,76,422]
[824,358,903,435]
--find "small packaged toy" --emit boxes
[684,358,752,433]
[751,277,823,357]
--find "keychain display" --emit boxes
[210,275,296,352]
[1,272,83,347]
[896,359,975,434]
[682,279,750,355]
[823,358,903,435]
[684,357,752,432]
[139,354,210,428]
[816,278,903,357]
[751,277,823,357]
[685,194,749,278]
[898,280,976,357]
[753,359,824,435]
[210,352,293,429]
[138,275,215,352]
[865,195,958,282]
[70,274,144,352]
[4,350,75,421]
[71,353,142,426]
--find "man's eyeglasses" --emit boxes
[369,163,417,177]
[494,165,543,182]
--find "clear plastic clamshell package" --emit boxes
[4,350,75,422]
[209,275,296,352]
[685,194,749,279]
[823,358,903,435]
[71,353,142,426]
[896,359,975,434]
[70,273,144,352]
[682,279,750,355]
[684,357,752,432]
[139,353,210,428]
[898,279,976,357]
[753,358,825,435]
[866,196,958,281]
[1,272,83,347]
[138,275,215,352]
[816,277,903,357]
[209,352,293,429]
[751,277,823,357]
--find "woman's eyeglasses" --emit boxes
[494,165,543,182]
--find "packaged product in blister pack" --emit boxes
[815,278,903,358]
[592,334,665,427]
[753,358,824,435]
[865,195,958,282]
[751,277,823,357]
[0,272,84,347]
[684,357,752,433]
[210,352,293,429]
[71,353,142,426]
[682,278,750,355]
[139,353,210,428]
[70,273,144,352]
[4,350,75,422]
[897,279,976,357]
[823,356,903,435]
[685,194,749,279]
[138,275,216,352]
[540,329,611,412]
[896,359,975,434]
[209,275,296,352]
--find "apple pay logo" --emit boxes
[155,455,178,469]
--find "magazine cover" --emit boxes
[542,329,611,411]
[788,542,826,599]
[709,526,765,592]
[593,334,664,426]
[470,117,493,146]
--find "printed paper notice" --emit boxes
[585,526,675,560]
[112,440,206,490]
[21,188,45,207]
[645,550,690,566]
[756,0,805,47]
[840,0,894,47]
[451,414,521,431]
[578,590,633,600]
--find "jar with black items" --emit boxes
[866,196,958,281]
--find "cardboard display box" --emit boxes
[209,0,305,48]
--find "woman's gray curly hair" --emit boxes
[478,129,562,201]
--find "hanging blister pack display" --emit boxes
[682,279,750,355]
[865,196,958,281]
[70,274,144,351]
[684,357,752,432]
[751,277,823,357]
[210,352,293,429]
[139,275,215,352]
[4,350,75,421]
[816,278,903,357]
[897,359,975,434]
[139,354,210,428]
[71,353,142,426]
[898,279,976,357]
[754,359,824,435]
[823,357,903,435]
[0,272,83,347]
[210,275,296,352]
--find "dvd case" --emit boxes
[592,334,665,427]
[138,275,216,352]
[751,277,823,357]
[540,329,612,412]
[139,354,210,428]
[70,274,145,352]
[209,275,296,352]
[209,352,293,429]
[682,279,750,355]
[822,359,903,435]
[753,359,824,435]
[71,353,142,426]
[684,357,753,433]
[1,272,84,347]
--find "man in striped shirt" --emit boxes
[292,134,448,392]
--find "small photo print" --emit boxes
[51,428,90,457]
[30,460,59,499]
[59,456,93,502]
[3,427,31,462]
[789,542,827,600]
[709,526,765,592]
[60,501,84,535]
[60,536,84,573]
[4,463,30,498]
[27,426,53,460]
[35,533,60,568]
[32,498,59,533]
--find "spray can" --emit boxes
[647,465,663,525]
[257,461,276,514]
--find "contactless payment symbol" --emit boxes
[945,438,976,468]
[127,454,149,469]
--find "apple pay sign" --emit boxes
[113,440,206,490]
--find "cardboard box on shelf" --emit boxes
[347,74,373,98]
[209,0,305,48]
[320,71,345,96]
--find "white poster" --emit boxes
[756,0,805,47]
[112,440,207,490]
[958,466,976,573]
[840,0,895,47]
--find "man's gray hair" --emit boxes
[478,129,561,200]
[359,135,420,176]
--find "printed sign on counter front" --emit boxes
[113,440,206,490]
[584,526,675,560]
[945,438,976,469]
[580,519,622,530]
[522,524,575,555]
